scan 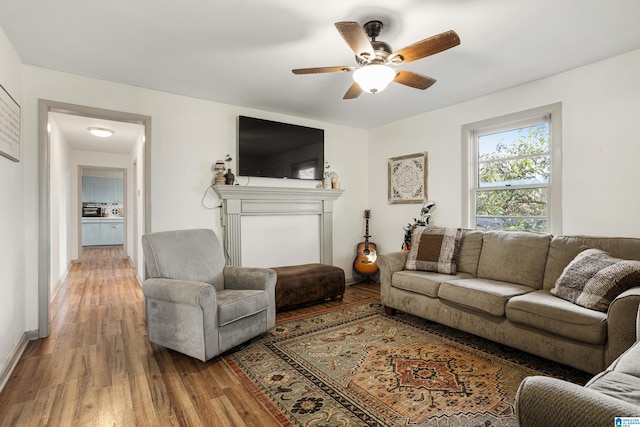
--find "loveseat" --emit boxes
[515,306,640,424]
[378,228,640,374]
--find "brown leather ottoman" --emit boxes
[272,263,345,311]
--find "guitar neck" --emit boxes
[363,210,371,244]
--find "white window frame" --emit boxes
[461,103,562,234]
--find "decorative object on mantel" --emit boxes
[322,171,332,189]
[330,171,340,189]
[402,201,435,250]
[0,83,21,162]
[220,154,236,185]
[213,160,226,185]
[318,160,340,189]
[388,152,428,204]
[224,168,235,185]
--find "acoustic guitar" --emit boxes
[353,210,379,277]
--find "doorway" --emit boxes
[38,100,152,338]
[79,167,126,251]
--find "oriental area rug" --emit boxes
[222,299,590,426]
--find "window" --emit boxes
[462,104,562,234]
[292,159,318,180]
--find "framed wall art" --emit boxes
[0,83,20,162]
[388,152,428,204]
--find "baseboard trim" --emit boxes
[347,275,380,286]
[0,330,36,393]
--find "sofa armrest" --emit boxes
[142,278,216,308]
[516,376,639,427]
[223,266,277,292]
[378,251,408,303]
[606,287,640,366]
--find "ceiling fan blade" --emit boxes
[292,66,355,75]
[335,21,375,61]
[343,82,362,99]
[389,30,460,64]
[394,70,437,90]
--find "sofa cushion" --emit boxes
[505,289,607,344]
[438,278,536,317]
[551,248,640,312]
[457,230,484,275]
[585,371,640,406]
[477,231,551,289]
[608,340,640,377]
[405,226,463,274]
[392,270,474,298]
[216,289,269,326]
[543,235,640,289]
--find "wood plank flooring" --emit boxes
[0,246,380,426]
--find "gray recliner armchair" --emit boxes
[141,228,276,361]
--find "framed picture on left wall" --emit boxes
[388,152,428,204]
[0,83,20,162]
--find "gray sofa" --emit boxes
[515,307,640,424]
[378,230,640,374]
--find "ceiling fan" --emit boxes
[292,20,460,99]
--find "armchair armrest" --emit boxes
[142,278,216,308]
[516,376,639,427]
[223,266,277,292]
[224,266,277,330]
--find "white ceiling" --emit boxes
[49,112,144,154]
[2,0,640,131]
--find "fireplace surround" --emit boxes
[213,186,344,267]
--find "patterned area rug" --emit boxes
[223,299,590,426]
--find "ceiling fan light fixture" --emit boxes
[353,64,396,94]
[88,127,114,138]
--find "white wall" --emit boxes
[0,26,26,388]
[368,49,640,255]
[48,115,72,299]
[131,131,146,284]
[19,65,369,333]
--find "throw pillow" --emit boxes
[405,226,463,274]
[551,248,640,312]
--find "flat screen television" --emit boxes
[237,116,324,180]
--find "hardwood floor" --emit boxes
[0,246,380,426]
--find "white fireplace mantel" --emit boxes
[213,185,344,266]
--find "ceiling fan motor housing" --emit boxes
[364,20,383,39]
[357,21,392,65]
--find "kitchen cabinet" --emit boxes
[106,177,123,203]
[82,220,102,246]
[82,177,96,202]
[101,220,124,245]
[81,176,123,203]
[93,178,108,201]
[82,219,124,246]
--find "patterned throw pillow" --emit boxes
[405,226,463,274]
[551,248,640,312]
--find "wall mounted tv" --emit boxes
[237,116,324,180]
